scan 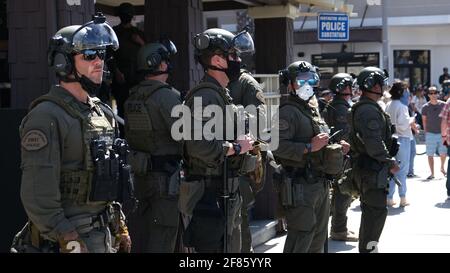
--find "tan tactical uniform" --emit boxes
[19,86,119,253]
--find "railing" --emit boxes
[252,74,281,129]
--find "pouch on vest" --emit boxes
[178,180,205,216]
[280,175,294,207]
[89,139,119,202]
[337,167,360,198]
[321,143,344,175]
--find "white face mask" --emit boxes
[295,83,315,101]
[347,98,354,106]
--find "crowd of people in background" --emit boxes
[317,66,450,206]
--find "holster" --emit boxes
[10,222,58,253]
[178,180,205,216]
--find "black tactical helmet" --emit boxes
[115,2,135,17]
[137,40,177,72]
[193,28,254,63]
[357,67,388,91]
[329,73,353,94]
[47,12,119,78]
[279,61,320,87]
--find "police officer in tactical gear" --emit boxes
[124,40,182,253]
[349,67,400,253]
[322,73,358,242]
[180,28,255,253]
[273,61,350,253]
[14,13,131,253]
[227,63,266,253]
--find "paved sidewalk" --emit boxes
[255,148,450,253]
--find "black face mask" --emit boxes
[79,75,101,96]
[226,60,241,81]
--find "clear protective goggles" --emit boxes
[296,72,320,87]
[163,39,177,56]
[72,22,119,52]
[231,30,255,54]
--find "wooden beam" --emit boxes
[95,3,145,16]
[203,1,248,11]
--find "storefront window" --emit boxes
[394,50,430,88]
[311,52,379,88]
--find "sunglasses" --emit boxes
[429,92,438,95]
[297,79,319,87]
[80,49,106,61]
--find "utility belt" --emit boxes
[178,175,240,217]
[273,166,328,208]
[147,155,182,172]
[283,166,328,184]
[11,206,118,253]
[68,208,115,235]
[184,153,257,178]
[185,175,240,194]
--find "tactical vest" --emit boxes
[124,81,172,153]
[280,99,329,170]
[322,98,349,127]
[349,99,394,156]
[29,94,115,204]
[183,82,244,177]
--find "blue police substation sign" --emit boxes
[317,13,349,41]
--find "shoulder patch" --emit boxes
[21,130,48,151]
[367,120,381,130]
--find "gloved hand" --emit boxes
[114,220,131,253]
[58,230,88,253]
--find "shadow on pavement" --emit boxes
[435,201,450,209]
[254,235,284,253]
[328,240,357,252]
[387,206,405,215]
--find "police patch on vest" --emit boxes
[21,130,48,151]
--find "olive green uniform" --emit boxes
[349,96,396,253]
[273,95,330,253]
[182,75,250,253]
[323,97,353,234]
[228,70,265,253]
[19,86,118,253]
[124,79,182,253]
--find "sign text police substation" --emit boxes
[317,13,349,41]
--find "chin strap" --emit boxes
[363,89,383,97]
[72,70,101,96]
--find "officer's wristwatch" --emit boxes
[232,143,242,155]
[305,143,312,153]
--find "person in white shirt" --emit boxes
[385,82,416,207]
